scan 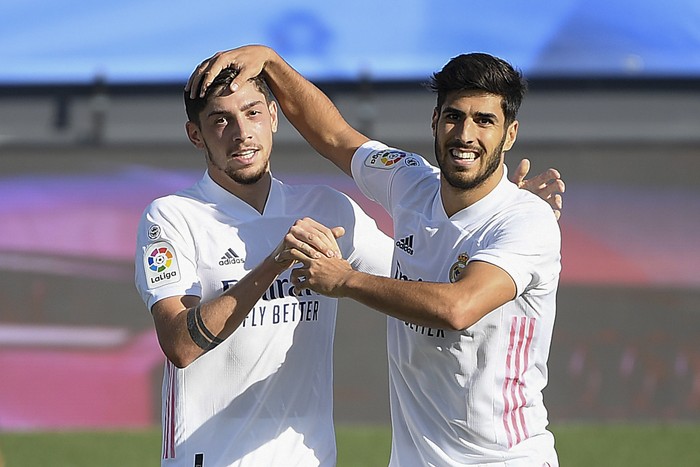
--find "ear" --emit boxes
[269,100,279,133]
[185,121,205,149]
[503,120,518,152]
[431,107,439,137]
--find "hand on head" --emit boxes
[186,45,274,99]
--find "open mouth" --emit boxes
[450,148,479,161]
[229,147,259,163]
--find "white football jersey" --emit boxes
[135,172,392,467]
[352,141,561,467]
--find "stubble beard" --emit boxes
[204,143,269,186]
[225,161,269,185]
[435,135,506,191]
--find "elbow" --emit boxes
[162,347,198,369]
[441,301,479,331]
[168,356,193,369]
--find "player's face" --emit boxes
[187,80,278,186]
[432,91,517,193]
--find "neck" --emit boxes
[209,170,272,214]
[440,165,503,217]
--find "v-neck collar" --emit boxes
[198,171,285,220]
[431,166,516,228]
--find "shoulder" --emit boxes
[496,189,561,245]
[354,141,434,174]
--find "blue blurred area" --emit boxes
[3,0,700,83]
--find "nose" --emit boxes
[230,116,252,142]
[456,119,476,144]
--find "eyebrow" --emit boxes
[206,100,266,118]
[442,106,499,122]
[474,111,499,122]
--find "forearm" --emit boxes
[262,51,368,175]
[155,254,286,367]
[339,271,474,330]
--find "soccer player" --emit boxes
[134,68,393,466]
[190,46,563,466]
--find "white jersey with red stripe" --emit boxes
[135,172,392,467]
[351,141,561,466]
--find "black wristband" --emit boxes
[194,306,224,345]
[187,307,219,351]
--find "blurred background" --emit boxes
[1,0,699,434]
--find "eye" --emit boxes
[214,116,228,125]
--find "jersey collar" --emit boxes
[434,165,518,227]
[199,171,286,220]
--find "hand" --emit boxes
[270,217,346,270]
[185,45,275,99]
[510,158,565,220]
[290,254,355,298]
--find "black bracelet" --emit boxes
[194,305,224,345]
[187,307,220,351]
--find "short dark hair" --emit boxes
[184,66,274,124]
[428,53,527,126]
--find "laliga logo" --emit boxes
[449,253,469,283]
[366,150,406,169]
[380,152,405,167]
[148,246,173,272]
[148,246,178,283]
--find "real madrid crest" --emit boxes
[449,253,469,283]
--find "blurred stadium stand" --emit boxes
[1,75,699,429]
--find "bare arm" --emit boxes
[187,45,368,176]
[151,218,344,368]
[289,253,515,330]
[151,253,288,368]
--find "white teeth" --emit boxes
[450,149,477,160]
[236,150,255,158]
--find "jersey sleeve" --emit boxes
[350,140,434,215]
[343,195,394,278]
[470,202,561,297]
[134,198,202,311]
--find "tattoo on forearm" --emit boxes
[187,305,224,351]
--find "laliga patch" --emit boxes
[144,241,181,289]
[449,253,470,283]
[364,150,407,170]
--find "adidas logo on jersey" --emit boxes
[219,248,245,265]
[395,235,414,255]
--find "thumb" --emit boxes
[331,226,346,239]
[509,158,530,187]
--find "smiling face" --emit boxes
[186,79,278,190]
[432,90,518,200]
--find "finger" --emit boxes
[292,218,342,258]
[521,169,563,194]
[284,238,324,264]
[509,158,530,186]
[331,226,346,239]
[185,55,212,94]
[553,193,563,210]
[187,54,220,99]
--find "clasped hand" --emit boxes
[270,217,353,297]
